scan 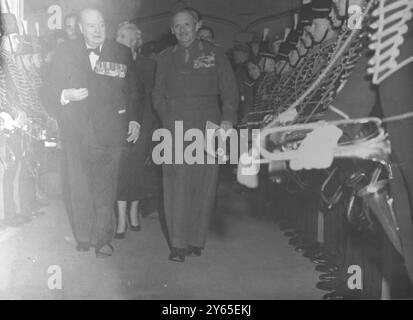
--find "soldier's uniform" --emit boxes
[153,39,238,250]
[321,17,413,298]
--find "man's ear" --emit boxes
[170,26,175,35]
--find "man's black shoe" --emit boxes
[95,243,114,258]
[315,264,340,273]
[316,279,345,292]
[187,246,202,257]
[322,288,360,300]
[76,242,91,252]
[319,272,340,281]
[169,248,187,262]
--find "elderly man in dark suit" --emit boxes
[42,8,142,257]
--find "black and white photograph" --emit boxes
[0,0,413,303]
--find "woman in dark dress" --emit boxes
[115,22,160,238]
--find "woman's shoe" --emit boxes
[130,224,142,232]
[129,210,142,231]
[114,225,127,239]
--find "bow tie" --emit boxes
[87,47,101,55]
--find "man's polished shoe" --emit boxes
[311,256,330,265]
[303,249,329,259]
[323,291,348,300]
[95,243,114,258]
[316,279,345,292]
[76,242,91,252]
[168,248,186,262]
[315,264,340,273]
[319,272,340,281]
[186,246,202,257]
[323,289,361,300]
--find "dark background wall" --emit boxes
[21,0,300,49]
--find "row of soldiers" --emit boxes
[238,0,413,299]
[0,13,56,231]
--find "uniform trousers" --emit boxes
[161,97,221,250]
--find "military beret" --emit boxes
[1,13,19,36]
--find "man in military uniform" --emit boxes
[153,7,238,262]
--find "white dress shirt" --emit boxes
[87,44,103,70]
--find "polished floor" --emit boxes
[0,172,322,300]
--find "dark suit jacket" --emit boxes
[41,39,143,147]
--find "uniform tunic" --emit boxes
[153,39,238,249]
[325,28,413,298]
